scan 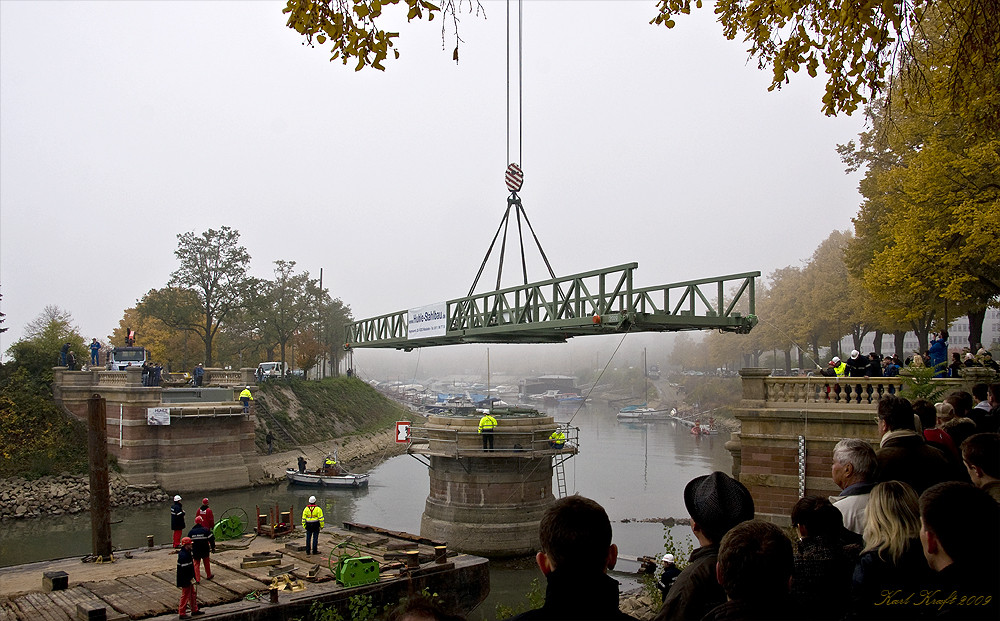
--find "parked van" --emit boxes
[257,361,288,380]
[108,346,147,371]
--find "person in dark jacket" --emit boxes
[171,495,185,548]
[845,350,868,377]
[511,495,638,620]
[919,482,999,619]
[928,332,948,377]
[652,472,755,621]
[656,554,681,599]
[701,520,794,621]
[875,395,957,493]
[175,536,202,618]
[187,516,215,582]
[789,496,862,619]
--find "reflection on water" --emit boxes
[0,402,731,618]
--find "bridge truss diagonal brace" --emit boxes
[345,264,760,350]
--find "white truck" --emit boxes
[108,346,148,371]
[256,361,288,380]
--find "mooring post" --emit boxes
[88,393,112,561]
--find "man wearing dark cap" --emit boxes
[652,471,755,621]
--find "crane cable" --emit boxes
[506,0,522,167]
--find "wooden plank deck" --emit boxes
[116,574,176,613]
[0,601,19,621]
[0,524,488,621]
[12,594,63,621]
[80,578,160,619]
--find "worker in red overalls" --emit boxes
[195,498,215,531]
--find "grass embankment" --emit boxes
[0,368,89,479]
[252,376,411,453]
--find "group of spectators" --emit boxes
[141,360,164,386]
[498,387,1000,621]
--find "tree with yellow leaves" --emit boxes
[842,5,999,351]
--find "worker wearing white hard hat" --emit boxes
[302,496,324,555]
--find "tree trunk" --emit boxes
[872,330,883,356]
[912,312,935,354]
[967,308,986,350]
[830,340,840,359]
[893,331,905,358]
[784,349,792,374]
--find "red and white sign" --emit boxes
[395,421,411,443]
[505,163,523,192]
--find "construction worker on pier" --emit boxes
[302,496,324,555]
[239,386,253,413]
[478,409,498,451]
[549,428,566,450]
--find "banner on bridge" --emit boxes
[407,302,447,339]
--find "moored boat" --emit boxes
[285,468,370,488]
[617,405,671,420]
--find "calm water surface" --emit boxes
[0,402,733,619]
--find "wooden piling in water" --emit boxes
[87,394,112,562]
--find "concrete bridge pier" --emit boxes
[412,412,578,558]
[52,366,263,493]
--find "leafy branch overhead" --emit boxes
[284,0,484,71]
[651,0,999,117]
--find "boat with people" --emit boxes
[689,418,720,435]
[285,468,370,487]
[285,455,369,488]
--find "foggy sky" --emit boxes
[0,1,866,372]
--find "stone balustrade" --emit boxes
[732,366,996,525]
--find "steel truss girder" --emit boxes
[346,263,759,350]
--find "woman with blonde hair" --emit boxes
[848,481,933,619]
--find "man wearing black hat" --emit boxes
[652,471,755,621]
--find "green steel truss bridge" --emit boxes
[345,263,759,351]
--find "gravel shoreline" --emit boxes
[0,421,417,521]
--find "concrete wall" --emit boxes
[53,368,263,494]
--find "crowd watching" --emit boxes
[647,386,1000,621]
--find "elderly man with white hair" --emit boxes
[828,438,877,535]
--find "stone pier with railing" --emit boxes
[52,366,263,494]
[730,367,996,524]
[409,411,579,557]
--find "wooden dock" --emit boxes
[0,523,490,620]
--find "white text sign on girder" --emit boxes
[407,302,447,339]
[147,407,170,425]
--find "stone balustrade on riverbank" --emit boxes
[731,366,996,524]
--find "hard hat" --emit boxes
[664,554,675,563]
[308,496,317,504]
[195,516,203,523]
[202,498,209,505]
[181,537,193,545]
[246,385,251,389]
[173,495,182,501]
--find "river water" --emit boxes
[0,401,733,619]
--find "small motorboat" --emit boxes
[617,404,671,420]
[285,467,370,488]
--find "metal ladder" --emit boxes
[554,459,568,498]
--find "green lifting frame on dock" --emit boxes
[345,263,759,350]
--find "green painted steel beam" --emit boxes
[345,263,760,350]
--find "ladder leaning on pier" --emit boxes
[554,459,568,498]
